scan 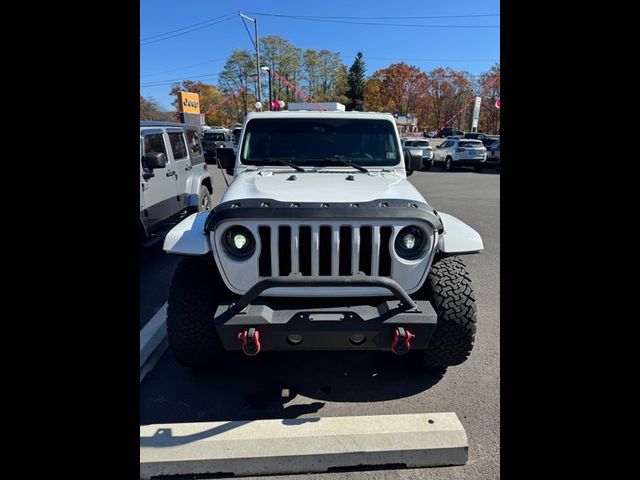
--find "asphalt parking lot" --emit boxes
[140,164,500,479]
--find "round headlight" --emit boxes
[222,226,255,259]
[394,226,428,260]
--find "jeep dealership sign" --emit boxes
[178,91,200,114]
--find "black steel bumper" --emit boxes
[214,276,438,352]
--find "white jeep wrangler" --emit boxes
[163,108,483,369]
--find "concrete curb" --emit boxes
[140,412,468,479]
[140,303,168,380]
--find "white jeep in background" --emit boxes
[163,107,483,370]
[140,121,213,242]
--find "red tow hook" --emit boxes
[391,327,415,355]
[237,328,261,356]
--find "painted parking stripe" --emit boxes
[140,302,168,371]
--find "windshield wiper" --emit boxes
[315,156,369,173]
[258,158,306,172]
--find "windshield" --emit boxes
[204,133,226,142]
[241,118,400,167]
[410,140,430,148]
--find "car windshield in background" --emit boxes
[459,141,484,147]
[241,118,400,167]
[204,133,226,141]
[410,141,430,148]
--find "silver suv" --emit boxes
[433,138,487,172]
[140,121,213,241]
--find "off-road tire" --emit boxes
[422,256,477,367]
[197,185,212,212]
[166,257,226,368]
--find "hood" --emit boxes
[220,170,427,204]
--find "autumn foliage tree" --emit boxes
[477,63,500,133]
[140,95,177,121]
[363,63,430,124]
[363,62,498,133]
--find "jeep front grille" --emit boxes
[257,224,393,278]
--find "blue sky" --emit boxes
[140,0,500,108]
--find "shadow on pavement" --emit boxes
[140,350,446,425]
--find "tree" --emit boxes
[364,63,430,124]
[260,35,303,103]
[346,52,366,111]
[140,95,176,121]
[477,63,500,134]
[219,49,257,117]
[363,78,388,112]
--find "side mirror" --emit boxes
[216,147,236,170]
[404,148,423,175]
[142,168,155,181]
[142,152,167,170]
[203,149,217,165]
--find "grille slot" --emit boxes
[299,226,312,276]
[379,226,393,277]
[319,226,332,276]
[358,226,373,275]
[339,226,352,275]
[258,226,271,276]
[278,226,292,276]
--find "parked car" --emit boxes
[162,108,483,370]
[463,132,497,148]
[202,128,235,151]
[436,127,464,138]
[432,138,487,172]
[140,121,213,241]
[401,137,434,169]
[486,140,500,168]
[232,127,242,145]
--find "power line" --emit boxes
[364,57,500,62]
[141,73,222,87]
[240,16,257,50]
[140,12,236,41]
[243,12,499,28]
[246,12,499,20]
[140,15,235,46]
[140,58,226,78]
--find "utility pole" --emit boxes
[260,66,272,110]
[239,12,261,105]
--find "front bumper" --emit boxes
[213,275,438,351]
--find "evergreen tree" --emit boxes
[346,52,366,111]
